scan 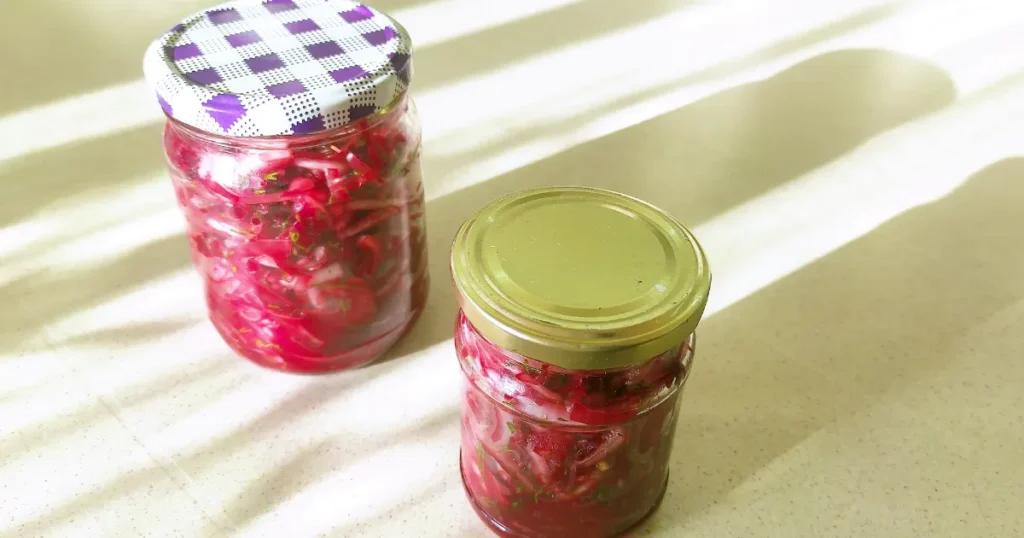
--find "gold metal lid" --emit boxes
[451,187,711,370]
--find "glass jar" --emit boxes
[143,1,426,373]
[451,187,711,537]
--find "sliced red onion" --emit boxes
[164,101,426,373]
[457,312,693,536]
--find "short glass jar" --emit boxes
[451,187,711,537]
[144,1,426,373]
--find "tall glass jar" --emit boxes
[451,187,711,537]
[143,1,426,373]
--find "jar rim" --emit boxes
[451,186,711,370]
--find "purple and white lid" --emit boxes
[143,0,413,137]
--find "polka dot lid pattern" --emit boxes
[143,0,413,137]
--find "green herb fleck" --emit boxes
[594,485,616,503]
[543,373,568,390]
[506,422,517,435]
[533,488,548,503]
[521,363,541,375]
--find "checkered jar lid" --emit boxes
[143,0,413,137]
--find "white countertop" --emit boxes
[3,0,1024,536]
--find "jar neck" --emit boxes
[166,94,409,151]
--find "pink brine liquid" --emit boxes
[456,313,694,537]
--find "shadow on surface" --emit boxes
[413,0,694,91]
[0,0,213,116]
[424,3,899,184]
[217,407,458,530]
[166,354,416,475]
[0,117,185,346]
[0,234,191,348]
[0,357,235,462]
[394,47,957,357]
[56,320,198,348]
[360,0,433,12]
[0,461,229,538]
[0,123,165,229]
[333,478,452,536]
[646,157,1024,526]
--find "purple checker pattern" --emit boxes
[143,0,413,137]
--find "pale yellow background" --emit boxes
[1,0,1022,537]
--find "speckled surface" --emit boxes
[3,0,1024,537]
